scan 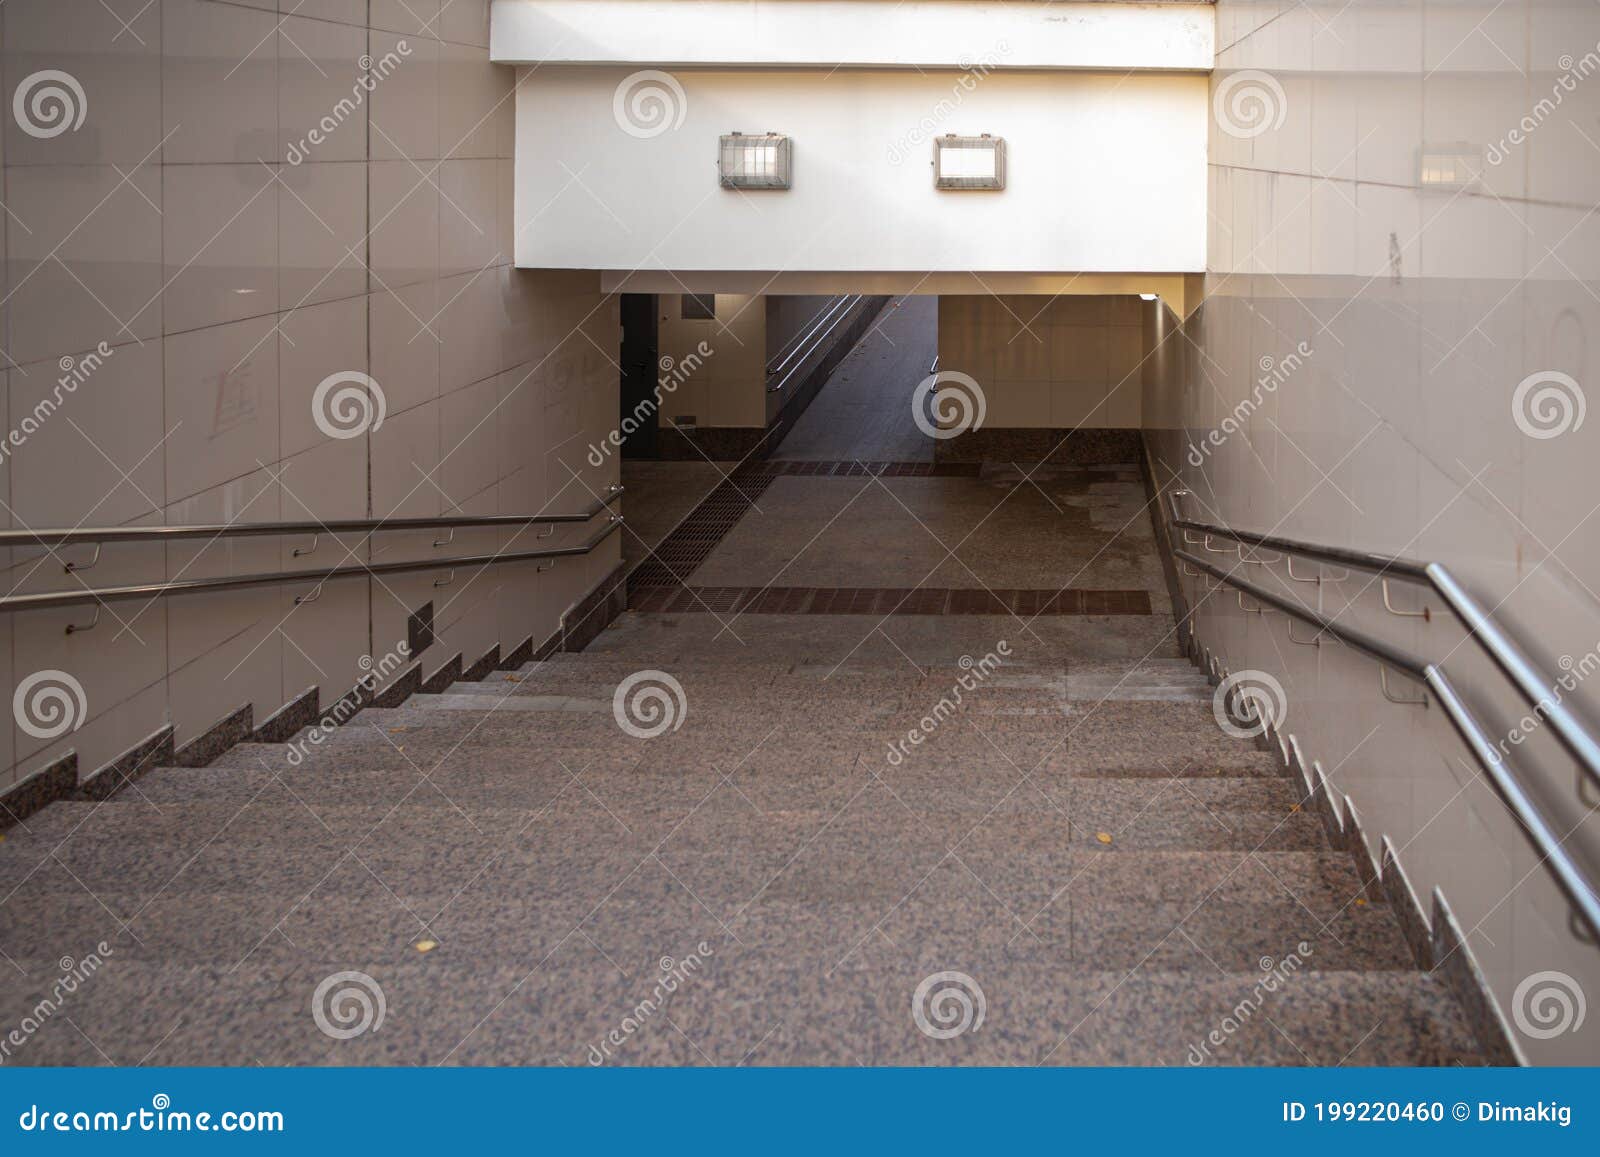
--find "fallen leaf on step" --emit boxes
[505,675,521,683]
[415,939,438,953]
[388,727,408,733]
[1095,832,1113,845]
[1290,804,1301,812]
[1355,898,1367,907]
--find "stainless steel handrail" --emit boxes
[1170,490,1600,798]
[0,516,623,614]
[1177,547,1600,943]
[766,295,866,393]
[766,295,860,378]
[766,295,854,376]
[1168,491,1428,582]
[0,486,624,550]
[1175,534,1600,945]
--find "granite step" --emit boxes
[1065,778,1322,850]
[0,956,1478,1067]
[1068,750,1284,777]
[0,879,1408,979]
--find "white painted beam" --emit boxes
[514,67,1207,274]
[599,270,1199,315]
[493,1,1214,72]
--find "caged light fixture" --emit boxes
[934,134,1006,190]
[1416,142,1482,191]
[719,132,792,189]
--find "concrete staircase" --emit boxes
[0,631,1484,1066]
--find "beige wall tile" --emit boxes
[162,164,280,333]
[162,0,278,165]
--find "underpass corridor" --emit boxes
[0,298,1485,1066]
[0,0,1594,1083]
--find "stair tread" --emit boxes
[0,954,1477,1067]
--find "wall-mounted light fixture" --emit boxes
[719,133,791,189]
[934,134,1005,190]
[1417,142,1481,191]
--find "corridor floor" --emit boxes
[0,305,1484,1066]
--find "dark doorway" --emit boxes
[618,293,660,458]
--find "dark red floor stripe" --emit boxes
[628,586,1152,616]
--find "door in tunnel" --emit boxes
[619,293,659,458]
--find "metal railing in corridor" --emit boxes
[1166,489,1600,949]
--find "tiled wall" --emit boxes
[1,0,620,792]
[1144,0,1600,1062]
[939,295,1143,428]
[655,293,767,430]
